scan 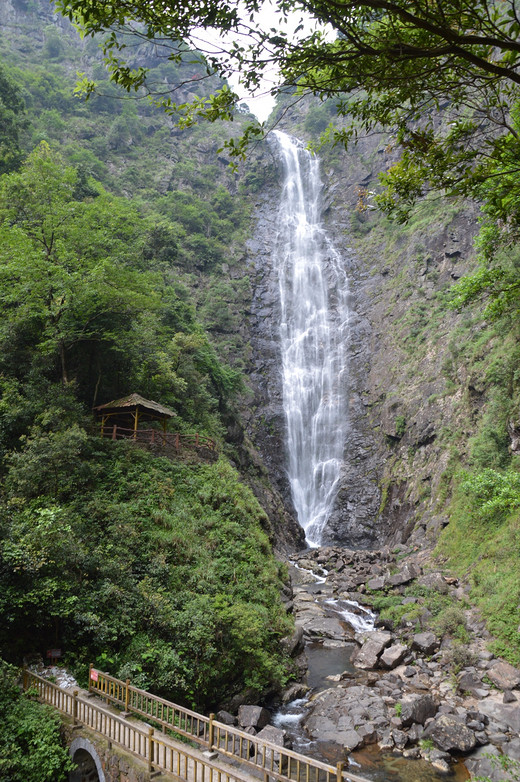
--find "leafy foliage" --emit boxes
[460,469,520,527]
[54,0,520,193]
[0,62,27,175]
[0,141,243,429]
[0,25,287,710]
[0,444,292,707]
[0,660,73,782]
[437,467,520,664]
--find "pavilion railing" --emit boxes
[100,424,216,451]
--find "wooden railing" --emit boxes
[23,669,254,782]
[88,666,210,745]
[85,667,371,782]
[100,425,217,452]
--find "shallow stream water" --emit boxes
[272,568,470,782]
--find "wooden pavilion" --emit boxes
[94,393,176,440]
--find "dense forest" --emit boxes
[0,5,296,777]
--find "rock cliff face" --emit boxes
[321,155,480,552]
[244,141,383,550]
[243,121,481,552]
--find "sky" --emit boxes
[191,1,328,122]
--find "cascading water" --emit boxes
[272,131,350,546]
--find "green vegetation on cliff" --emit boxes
[348,192,520,665]
[0,9,292,714]
[1,439,291,706]
[439,467,520,664]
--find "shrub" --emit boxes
[0,660,73,782]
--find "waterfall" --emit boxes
[271,131,350,546]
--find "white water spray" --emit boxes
[272,131,350,546]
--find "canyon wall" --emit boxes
[243,118,481,552]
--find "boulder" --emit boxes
[356,723,377,746]
[378,731,394,751]
[458,670,483,696]
[238,705,270,731]
[431,758,450,774]
[303,685,388,747]
[216,710,236,726]
[280,626,305,657]
[281,683,309,703]
[386,564,420,587]
[342,730,362,751]
[300,615,347,640]
[479,697,520,733]
[412,631,439,655]
[392,729,408,750]
[408,723,424,742]
[352,632,392,669]
[486,661,520,691]
[417,573,449,594]
[506,738,520,760]
[380,644,408,669]
[255,725,286,764]
[465,745,511,782]
[280,625,304,657]
[366,576,385,590]
[400,695,438,727]
[423,715,477,753]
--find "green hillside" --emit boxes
[0,0,292,717]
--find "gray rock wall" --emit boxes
[244,143,383,549]
[243,123,480,552]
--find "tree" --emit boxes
[0,62,28,175]
[0,142,158,389]
[54,0,520,316]
[55,0,520,209]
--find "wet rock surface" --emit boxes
[244,125,483,558]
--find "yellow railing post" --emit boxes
[208,713,215,749]
[124,678,130,714]
[73,689,79,726]
[336,762,344,782]
[148,726,154,773]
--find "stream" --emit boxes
[270,563,470,782]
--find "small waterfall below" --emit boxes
[271,131,350,546]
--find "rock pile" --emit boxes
[285,546,520,776]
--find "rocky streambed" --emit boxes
[216,546,519,781]
[277,546,520,781]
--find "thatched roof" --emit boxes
[94,393,176,418]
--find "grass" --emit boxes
[437,472,520,665]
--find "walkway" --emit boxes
[23,667,371,782]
